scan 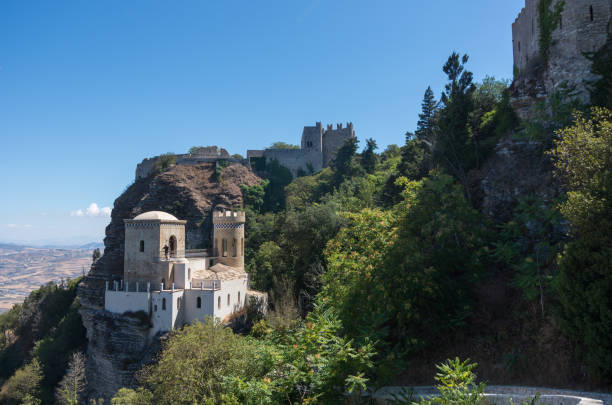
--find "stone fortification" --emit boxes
[135,146,245,180]
[511,0,612,117]
[247,122,355,177]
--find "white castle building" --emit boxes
[104,209,262,334]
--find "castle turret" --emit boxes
[212,209,245,269]
[123,211,187,285]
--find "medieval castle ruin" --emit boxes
[135,122,355,180]
[246,122,354,176]
[511,0,611,117]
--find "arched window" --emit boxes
[162,298,166,310]
[232,239,237,257]
[222,239,227,257]
[590,5,594,22]
[217,296,221,309]
[241,238,244,256]
[139,240,144,252]
[169,236,177,257]
[227,294,230,306]
[197,296,201,308]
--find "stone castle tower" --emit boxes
[511,0,612,117]
[212,209,245,269]
[247,122,355,177]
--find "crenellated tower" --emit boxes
[212,209,245,269]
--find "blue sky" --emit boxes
[0,0,524,245]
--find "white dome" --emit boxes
[133,211,179,221]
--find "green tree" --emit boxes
[550,108,612,378]
[111,388,153,405]
[432,53,476,200]
[331,137,361,185]
[361,138,378,174]
[269,141,300,149]
[0,359,43,405]
[92,248,101,263]
[415,86,437,144]
[262,159,293,212]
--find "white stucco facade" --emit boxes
[104,209,254,334]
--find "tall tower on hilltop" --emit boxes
[212,209,245,269]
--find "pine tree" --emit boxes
[415,86,437,145]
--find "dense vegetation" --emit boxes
[1,49,610,404]
[0,279,87,405]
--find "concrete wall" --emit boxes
[104,290,150,314]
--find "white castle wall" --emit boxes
[213,278,248,321]
[104,290,150,314]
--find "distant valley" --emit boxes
[0,243,101,312]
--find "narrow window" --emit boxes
[241,238,244,256]
[139,240,144,252]
[232,239,237,257]
[214,239,218,257]
[188,268,191,280]
[238,291,241,304]
[590,5,594,22]
[161,278,165,289]
[218,296,221,309]
[222,239,227,257]
[518,41,521,52]
[162,298,166,310]
[227,294,230,306]
[197,296,201,308]
[177,297,181,308]
[154,304,158,312]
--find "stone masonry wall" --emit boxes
[511,0,612,113]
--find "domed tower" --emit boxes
[212,209,245,269]
[123,211,186,284]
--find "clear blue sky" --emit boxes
[0,0,524,245]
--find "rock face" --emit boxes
[78,162,262,400]
[480,136,558,222]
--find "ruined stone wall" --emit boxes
[511,0,612,113]
[322,123,355,167]
[261,148,320,177]
[512,0,540,72]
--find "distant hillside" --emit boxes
[0,246,93,312]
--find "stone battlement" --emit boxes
[212,210,246,224]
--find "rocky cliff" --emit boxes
[78,162,261,400]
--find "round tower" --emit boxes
[212,209,245,269]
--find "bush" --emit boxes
[153,153,177,173]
